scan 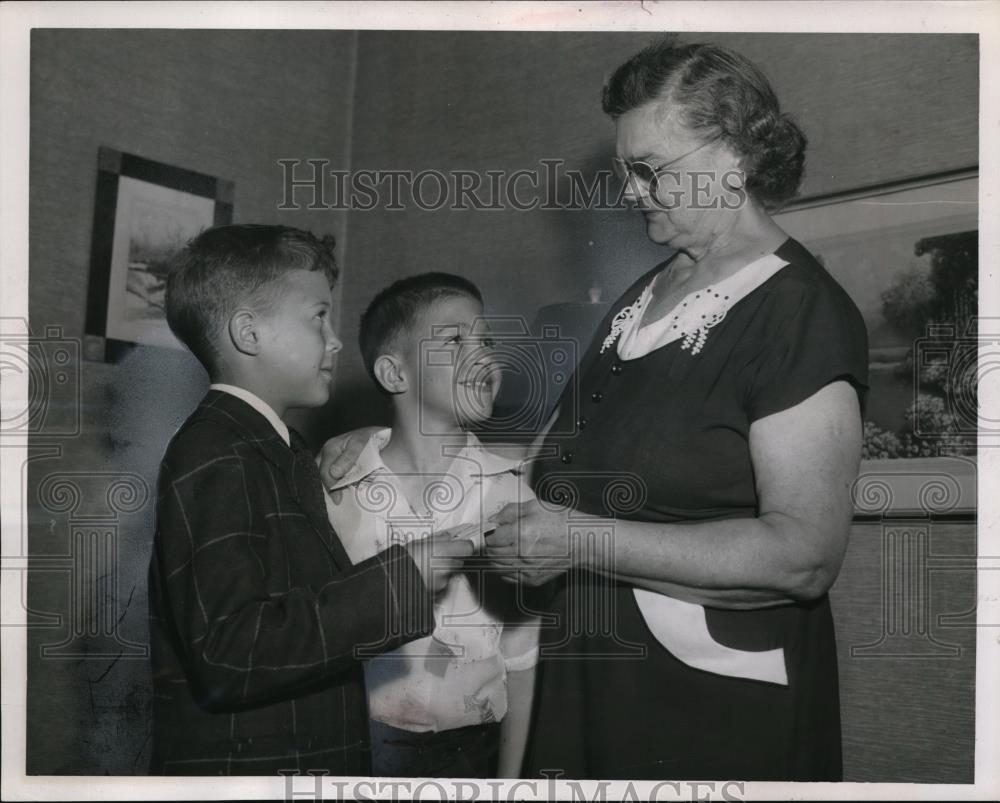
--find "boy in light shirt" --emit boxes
[325,273,538,778]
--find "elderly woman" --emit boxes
[322,41,868,781]
[480,41,869,781]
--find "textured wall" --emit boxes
[830,457,977,782]
[27,28,356,774]
[832,519,976,782]
[698,33,978,198]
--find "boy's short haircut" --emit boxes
[359,272,483,385]
[165,224,338,374]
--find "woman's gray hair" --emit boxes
[603,39,807,210]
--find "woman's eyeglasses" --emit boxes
[611,138,720,193]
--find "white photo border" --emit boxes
[2,2,998,801]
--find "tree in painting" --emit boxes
[863,230,977,458]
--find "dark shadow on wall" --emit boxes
[318,377,394,444]
[320,147,668,445]
[480,148,670,442]
[27,344,208,775]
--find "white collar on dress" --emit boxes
[209,383,290,446]
[613,252,790,361]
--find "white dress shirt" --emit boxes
[324,428,539,732]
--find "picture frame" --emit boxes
[84,147,234,362]
[773,168,979,458]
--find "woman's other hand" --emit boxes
[317,426,382,489]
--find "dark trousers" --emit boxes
[369,719,500,778]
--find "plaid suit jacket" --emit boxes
[148,390,435,775]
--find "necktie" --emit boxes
[289,428,331,524]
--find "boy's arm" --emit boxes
[155,431,436,711]
[498,663,537,778]
[495,488,541,779]
[497,599,540,778]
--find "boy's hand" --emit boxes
[405,528,477,595]
[317,426,382,488]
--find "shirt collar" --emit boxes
[461,437,527,478]
[327,428,524,492]
[209,383,290,447]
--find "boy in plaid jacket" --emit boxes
[147,225,472,775]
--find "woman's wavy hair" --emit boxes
[603,39,807,210]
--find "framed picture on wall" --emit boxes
[84,147,234,361]
[773,170,979,459]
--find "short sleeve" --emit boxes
[741,270,869,422]
[500,625,539,672]
[499,581,542,672]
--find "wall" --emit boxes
[27,28,356,774]
[830,457,977,782]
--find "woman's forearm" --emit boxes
[489,385,859,607]
[605,572,798,609]
[578,511,846,606]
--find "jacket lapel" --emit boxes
[197,390,352,568]
[288,428,354,567]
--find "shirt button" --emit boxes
[591,391,603,403]
[577,417,588,429]
[611,363,623,375]
[561,451,574,464]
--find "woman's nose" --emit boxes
[622,173,650,205]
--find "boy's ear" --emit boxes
[373,354,407,394]
[228,309,262,356]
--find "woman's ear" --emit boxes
[373,354,407,394]
[228,309,262,356]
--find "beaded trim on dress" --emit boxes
[599,286,651,355]
[671,287,730,355]
[607,253,791,362]
[601,280,730,357]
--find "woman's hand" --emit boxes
[316,426,382,489]
[484,499,577,586]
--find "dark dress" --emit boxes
[524,238,869,781]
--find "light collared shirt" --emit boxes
[209,383,290,446]
[324,428,539,732]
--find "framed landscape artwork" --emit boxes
[774,170,979,459]
[84,147,234,361]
